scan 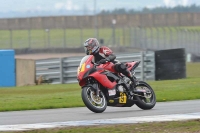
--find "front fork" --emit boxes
[83,82,101,97]
[96,83,100,97]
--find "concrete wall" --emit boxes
[0,13,200,30]
[16,59,35,86]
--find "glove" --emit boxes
[97,59,107,64]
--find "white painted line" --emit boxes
[0,112,200,131]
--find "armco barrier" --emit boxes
[35,52,155,84]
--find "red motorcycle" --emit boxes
[77,55,156,113]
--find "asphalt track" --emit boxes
[1,100,200,126]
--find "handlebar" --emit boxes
[93,61,108,68]
[93,62,100,68]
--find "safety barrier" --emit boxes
[35,52,155,84]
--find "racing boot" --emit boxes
[123,69,137,87]
[121,69,136,98]
[122,69,137,90]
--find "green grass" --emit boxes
[0,84,83,112]
[7,119,200,133]
[0,62,200,112]
[187,62,200,78]
[149,77,200,102]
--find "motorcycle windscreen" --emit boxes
[77,55,94,82]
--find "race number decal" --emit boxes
[119,92,127,103]
[77,63,86,75]
[80,63,86,72]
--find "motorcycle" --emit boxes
[77,55,156,113]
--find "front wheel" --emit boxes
[134,81,156,110]
[81,86,107,113]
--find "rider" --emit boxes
[83,38,136,87]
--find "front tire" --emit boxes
[81,87,107,113]
[134,81,156,110]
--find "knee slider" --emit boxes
[120,64,127,70]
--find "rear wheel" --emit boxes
[134,81,156,110]
[81,87,107,113]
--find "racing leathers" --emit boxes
[88,46,136,85]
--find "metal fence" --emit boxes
[35,52,155,84]
[0,27,199,55]
[131,27,200,56]
[1,13,199,30]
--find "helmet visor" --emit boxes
[84,46,92,55]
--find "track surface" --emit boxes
[1,100,200,125]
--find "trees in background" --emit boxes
[99,4,200,14]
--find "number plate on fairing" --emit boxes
[119,92,127,103]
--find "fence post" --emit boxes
[150,27,153,50]
[183,29,189,52]
[130,27,133,47]
[9,29,13,48]
[140,51,144,81]
[152,52,156,81]
[123,27,126,46]
[28,29,31,48]
[60,58,63,84]
[156,28,160,50]
[194,30,198,54]
[63,28,66,47]
[45,29,50,47]
[133,27,137,48]
[162,28,166,49]
[112,21,116,46]
[198,30,200,54]
[143,28,147,50]
[80,28,83,47]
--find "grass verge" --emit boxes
[0,62,200,112]
[0,77,200,112]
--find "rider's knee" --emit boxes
[114,63,126,72]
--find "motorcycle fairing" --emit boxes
[100,62,117,73]
[126,62,137,71]
[81,83,99,92]
[77,55,140,89]
[77,55,118,89]
[82,68,97,79]
[89,71,117,89]
[101,71,120,82]
[125,61,140,72]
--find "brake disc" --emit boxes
[90,91,103,104]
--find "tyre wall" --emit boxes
[155,48,186,80]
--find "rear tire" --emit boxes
[134,81,156,110]
[82,87,107,113]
